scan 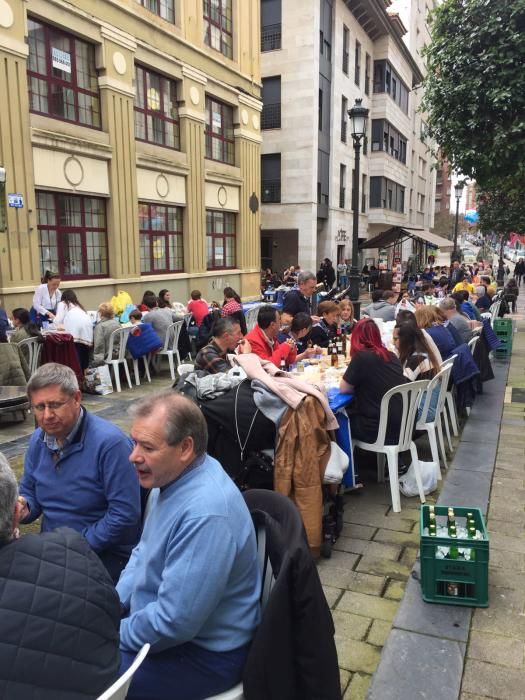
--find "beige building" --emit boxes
[0,0,262,313]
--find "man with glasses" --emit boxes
[18,363,141,582]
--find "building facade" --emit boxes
[0,0,262,311]
[260,0,437,274]
[435,154,452,216]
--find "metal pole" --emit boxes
[452,195,460,263]
[349,137,361,317]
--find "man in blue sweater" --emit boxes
[18,363,140,583]
[117,391,260,700]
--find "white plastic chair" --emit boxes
[468,334,480,356]
[132,354,152,386]
[105,327,133,392]
[17,337,42,375]
[439,355,458,452]
[353,380,429,513]
[96,643,150,700]
[416,364,453,480]
[244,304,264,332]
[156,320,184,380]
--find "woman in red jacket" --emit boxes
[245,305,297,368]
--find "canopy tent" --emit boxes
[359,226,453,250]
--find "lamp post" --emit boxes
[347,98,369,316]
[451,180,465,263]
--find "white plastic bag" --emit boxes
[323,441,349,484]
[399,460,437,497]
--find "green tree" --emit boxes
[477,182,525,256]
[422,0,525,189]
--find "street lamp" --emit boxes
[347,98,369,314]
[451,180,465,263]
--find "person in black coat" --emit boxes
[0,455,121,700]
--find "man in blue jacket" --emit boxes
[18,362,140,582]
[117,390,260,699]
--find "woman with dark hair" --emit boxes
[138,290,157,312]
[54,289,94,370]
[31,270,61,325]
[221,287,242,316]
[393,323,440,382]
[11,308,42,341]
[157,289,172,309]
[278,312,317,359]
[340,318,407,443]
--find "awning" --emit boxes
[359,226,453,250]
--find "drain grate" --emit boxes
[511,388,525,403]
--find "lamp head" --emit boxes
[348,98,369,140]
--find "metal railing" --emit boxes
[262,180,281,203]
[261,103,281,130]
[261,23,282,52]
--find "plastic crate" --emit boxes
[420,505,489,607]
[493,318,513,334]
[494,336,513,358]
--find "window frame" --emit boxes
[27,18,101,129]
[205,95,235,165]
[134,64,180,150]
[138,202,184,274]
[342,25,349,75]
[36,191,109,280]
[137,0,175,23]
[354,40,361,86]
[203,0,233,59]
[206,209,236,270]
[341,96,348,143]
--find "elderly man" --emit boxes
[117,391,260,699]
[282,269,319,320]
[439,298,473,344]
[18,363,140,582]
[194,316,251,374]
[0,454,120,699]
[245,304,297,368]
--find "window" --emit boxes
[342,26,349,74]
[417,193,426,212]
[203,0,233,59]
[354,41,361,86]
[134,66,180,149]
[261,0,281,51]
[339,164,346,209]
[319,31,331,60]
[27,18,100,127]
[206,210,236,269]
[371,119,407,164]
[365,53,371,95]
[341,96,347,143]
[261,76,281,129]
[419,157,427,177]
[318,89,323,131]
[36,191,108,279]
[373,60,409,114]
[261,153,281,203]
[137,0,174,23]
[369,177,405,213]
[205,96,234,164]
[138,203,183,273]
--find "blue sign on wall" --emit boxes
[8,193,24,208]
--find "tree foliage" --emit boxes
[478,182,525,237]
[422,0,525,189]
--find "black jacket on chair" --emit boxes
[242,490,341,700]
[0,528,121,700]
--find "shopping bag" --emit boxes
[84,365,114,395]
[399,460,437,497]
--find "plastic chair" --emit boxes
[104,327,133,392]
[96,644,150,700]
[244,304,264,332]
[17,337,42,375]
[352,380,429,513]
[416,364,453,480]
[156,320,183,380]
[439,355,458,452]
[468,334,480,356]
[132,354,152,386]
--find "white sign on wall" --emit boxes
[52,47,71,74]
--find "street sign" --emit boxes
[7,193,24,208]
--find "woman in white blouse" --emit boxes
[54,289,94,370]
[32,271,62,325]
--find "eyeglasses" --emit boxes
[32,397,74,413]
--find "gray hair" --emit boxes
[439,298,457,312]
[27,363,79,398]
[0,453,18,545]
[297,270,316,285]
[129,390,208,457]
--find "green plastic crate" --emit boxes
[494,336,513,357]
[493,318,513,334]
[420,505,489,607]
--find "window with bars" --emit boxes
[206,210,236,269]
[205,96,235,164]
[137,0,175,23]
[134,65,180,149]
[365,53,371,95]
[27,18,100,128]
[138,203,183,273]
[36,192,108,279]
[341,96,347,143]
[261,76,281,129]
[339,164,346,209]
[354,40,361,86]
[342,25,349,74]
[261,153,281,203]
[203,0,233,59]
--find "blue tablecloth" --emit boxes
[328,393,356,488]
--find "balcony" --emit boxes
[261,23,282,52]
[262,180,281,203]
[261,103,281,130]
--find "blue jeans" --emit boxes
[120,642,250,700]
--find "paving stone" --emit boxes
[489,548,525,572]
[366,619,391,646]
[487,568,525,590]
[490,531,525,555]
[462,659,525,699]
[322,585,343,609]
[487,500,525,523]
[372,527,420,548]
[460,694,492,700]
[332,610,372,642]
[383,579,406,601]
[467,630,525,669]
[341,523,377,541]
[343,511,415,532]
[451,441,498,472]
[393,574,472,642]
[399,547,418,569]
[329,549,363,568]
[318,566,385,595]
[355,554,412,580]
[343,671,371,699]
[460,418,501,444]
[336,638,381,674]
[471,606,525,640]
[336,591,398,622]
[368,629,465,700]
[333,536,369,556]
[437,470,492,513]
